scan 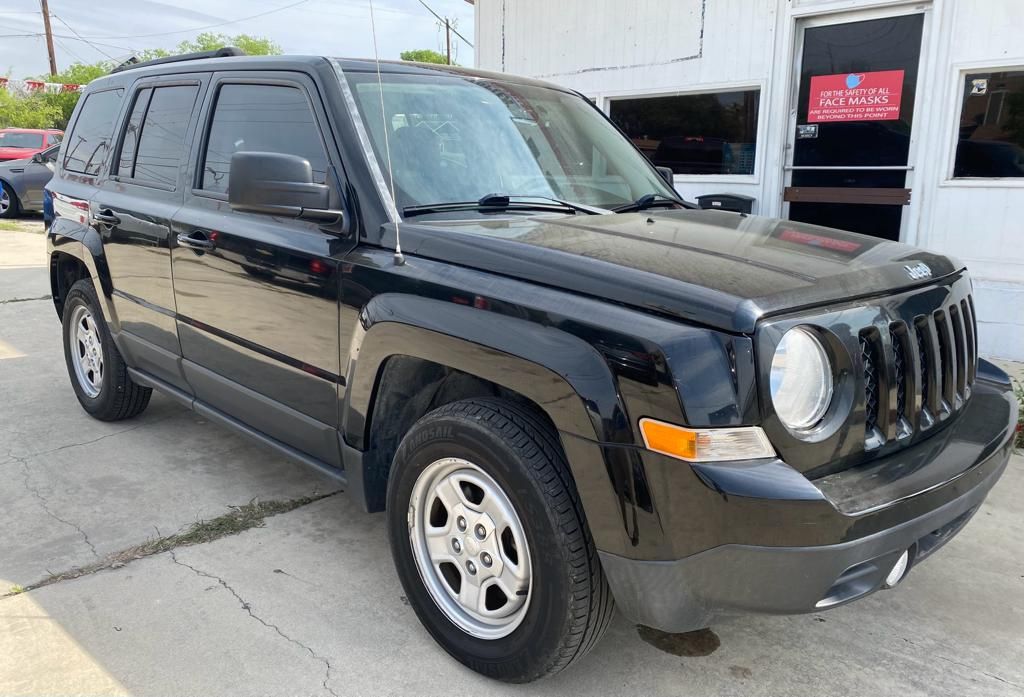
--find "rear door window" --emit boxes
[122,84,200,188]
[200,83,328,194]
[63,88,124,175]
[117,88,152,176]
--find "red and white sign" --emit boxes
[778,228,862,253]
[807,70,904,123]
[1,79,83,95]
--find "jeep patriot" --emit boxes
[46,49,1017,682]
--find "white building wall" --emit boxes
[476,0,776,208]
[911,0,1024,360]
[474,0,1024,361]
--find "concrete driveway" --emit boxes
[1,223,1022,696]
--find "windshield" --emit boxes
[0,132,43,149]
[344,71,676,214]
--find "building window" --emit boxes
[608,89,760,175]
[954,70,1024,178]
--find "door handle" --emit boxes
[176,231,214,250]
[93,209,121,226]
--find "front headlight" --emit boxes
[770,327,833,430]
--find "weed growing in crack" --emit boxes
[1,492,341,598]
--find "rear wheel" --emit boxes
[0,182,19,219]
[387,398,614,682]
[62,279,151,420]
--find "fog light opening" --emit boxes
[883,550,910,589]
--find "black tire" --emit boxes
[0,180,20,219]
[62,278,152,421]
[387,398,614,682]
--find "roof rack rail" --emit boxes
[111,47,246,74]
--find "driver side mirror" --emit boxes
[31,152,45,164]
[656,166,676,190]
[228,151,342,223]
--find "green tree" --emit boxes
[13,33,282,130]
[134,32,281,62]
[38,62,112,129]
[0,89,63,128]
[174,32,282,56]
[400,49,453,65]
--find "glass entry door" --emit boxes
[784,13,924,241]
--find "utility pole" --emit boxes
[445,18,452,65]
[39,0,57,77]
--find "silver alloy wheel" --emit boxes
[0,187,9,215]
[69,305,104,398]
[408,457,533,639]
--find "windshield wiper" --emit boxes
[404,193,612,218]
[611,193,684,214]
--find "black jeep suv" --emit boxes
[46,50,1016,682]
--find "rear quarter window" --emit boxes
[63,88,125,175]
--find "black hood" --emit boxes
[398,209,961,333]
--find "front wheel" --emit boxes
[62,278,152,421]
[387,398,614,682]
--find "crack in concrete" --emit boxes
[15,454,99,559]
[21,412,180,460]
[0,294,51,304]
[2,491,342,597]
[3,413,184,563]
[170,551,339,697]
[902,637,1023,690]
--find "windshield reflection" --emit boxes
[344,70,676,214]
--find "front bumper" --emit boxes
[600,363,1017,632]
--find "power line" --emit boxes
[51,13,117,61]
[52,34,139,52]
[73,0,311,40]
[415,0,473,48]
[0,32,138,52]
[53,36,88,64]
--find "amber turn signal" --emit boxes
[638,418,775,463]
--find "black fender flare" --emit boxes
[341,294,635,549]
[343,293,632,447]
[47,218,118,328]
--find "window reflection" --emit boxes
[954,70,1024,178]
[608,90,760,175]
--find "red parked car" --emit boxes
[0,128,63,161]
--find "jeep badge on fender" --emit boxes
[904,262,933,280]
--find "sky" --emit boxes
[0,0,476,80]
